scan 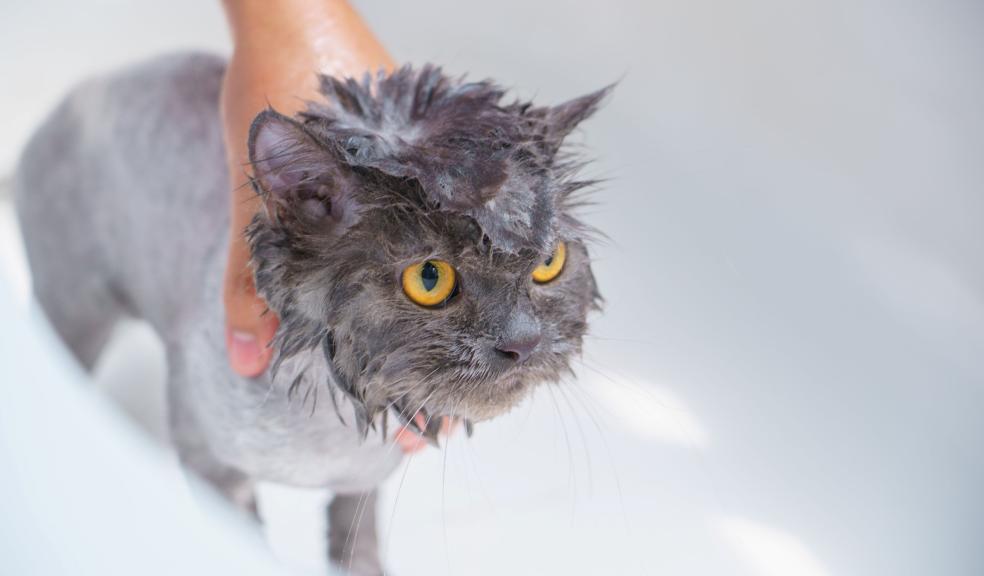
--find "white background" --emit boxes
[2,1,983,575]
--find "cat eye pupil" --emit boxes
[402,259,456,307]
[531,241,567,284]
[421,261,440,291]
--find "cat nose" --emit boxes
[495,333,542,364]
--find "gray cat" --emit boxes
[14,52,607,575]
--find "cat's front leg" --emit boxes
[167,356,259,517]
[328,490,385,576]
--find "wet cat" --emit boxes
[14,52,608,574]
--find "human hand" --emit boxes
[220,0,455,453]
[220,0,392,377]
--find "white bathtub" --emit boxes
[2,1,983,574]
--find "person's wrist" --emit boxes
[225,0,393,80]
[224,0,352,54]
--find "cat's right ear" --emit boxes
[248,109,358,230]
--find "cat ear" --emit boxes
[248,109,358,228]
[538,85,614,156]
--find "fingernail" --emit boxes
[226,327,265,377]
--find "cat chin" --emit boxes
[448,377,533,422]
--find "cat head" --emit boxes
[246,65,609,438]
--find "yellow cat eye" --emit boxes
[402,260,457,307]
[532,242,567,284]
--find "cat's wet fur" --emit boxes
[14,53,608,575]
[247,65,609,436]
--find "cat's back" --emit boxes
[16,52,231,335]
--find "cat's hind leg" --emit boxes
[30,269,123,372]
[16,196,124,371]
[14,103,125,371]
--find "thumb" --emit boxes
[223,236,280,377]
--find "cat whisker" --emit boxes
[545,384,579,523]
[344,489,373,574]
[562,378,637,560]
[573,354,682,417]
[349,389,441,569]
[582,332,654,346]
[441,398,461,575]
[382,446,419,567]
[343,381,441,570]
[555,382,596,500]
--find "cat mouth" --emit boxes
[388,402,461,446]
[386,369,539,438]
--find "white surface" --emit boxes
[0,259,297,576]
[2,1,984,575]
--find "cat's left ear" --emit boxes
[538,84,614,156]
[248,109,360,231]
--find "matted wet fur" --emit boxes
[249,64,609,439]
[14,53,609,575]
